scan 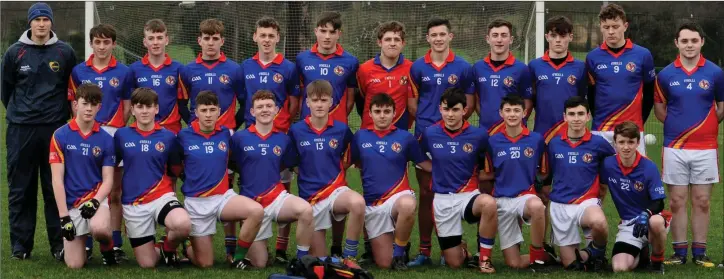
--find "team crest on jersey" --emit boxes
[334,66,345,76]
[49,61,60,72]
[626,62,636,72]
[219,74,230,84]
[524,147,534,158]
[273,73,284,83]
[391,142,402,153]
[567,74,577,85]
[503,76,514,87]
[92,146,102,157]
[109,77,120,88]
[463,143,474,153]
[329,139,339,149]
[165,76,176,86]
[582,153,593,163]
[273,145,282,156]
[633,181,644,192]
[155,142,166,152]
[399,75,409,85]
[699,79,710,90]
[218,142,227,152]
[447,74,458,85]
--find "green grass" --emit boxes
[1,109,723,279]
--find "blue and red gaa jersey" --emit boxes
[411,50,474,138]
[130,54,186,134]
[421,121,488,194]
[472,53,533,134]
[49,120,115,209]
[601,152,666,220]
[69,55,133,128]
[529,51,587,142]
[114,123,179,205]
[485,126,545,198]
[288,117,353,204]
[177,121,233,197]
[544,129,615,204]
[655,55,724,150]
[179,53,244,129]
[357,54,415,130]
[586,39,656,132]
[241,53,301,132]
[230,125,295,207]
[351,127,426,206]
[296,44,359,124]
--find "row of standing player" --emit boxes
[56,3,723,273]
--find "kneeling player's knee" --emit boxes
[138,257,158,269]
[90,226,111,240]
[248,203,265,221]
[612,259,631,273]
[649,216,665,233]
[66,258,85,269]
[528,198,545,216]
[349,195,366,215]
[299,204,314,223]
[397,196,417,215]
[375,256,393,269]
[476,194,496,211]
[592,219,608,235]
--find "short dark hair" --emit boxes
[316,11,342,30]
[89,23,117,42]
[130,88,159,106]
[613,121,640,142]
[75,83,103,105]
[487,18,513,34]
[599,3,627,23]
[676,21,705,40]
[251,90,276,106]
[369,93,395,111]
[144,19,167,33]
[426,17,451,34]
[199,18,224,36]
[564,96,589,113]
[306,80,333,99]
[377,21,406,41]
[195,90,219,107]
[440,87,466,108]
[545,16,573,35]
[500,95,525,110]
[256,16,281,34]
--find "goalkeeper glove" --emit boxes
[80,198,100,219]
[60,216,76,241]
[632,211,650,238]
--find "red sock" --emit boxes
[419,239,432,257]
[479,247,492,260]
[99,239,114,252]
[529,245,545,264]
[237,239,252,249]
[276,236,289,251]
[163,237,176,252]
[651,252,664,263]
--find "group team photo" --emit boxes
[1,1,723,278]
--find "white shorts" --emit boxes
[255,190,292,241]
[432,190,480,238]
[69,198,109,236]
[122,192,179,239]
[184,189,237,236]
[615,213,672,249]
[550,198,601,246]
[365,190,415,239]
[312,186,350,231]
[592,131,646,156]
[101,126,123,167]
[496,194,536,250]
[662,148,720,185]
[281,169,293,184]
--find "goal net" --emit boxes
[94,1,537,130]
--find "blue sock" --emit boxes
[587,242,606,258]
[692,242,706,257]
[672,241,688,257]
[85,236,94,250]
[225,236,237,255]
[393,243,405,257]
[112,231,123,248]
[342,239,359,258]
[296,245,310,259]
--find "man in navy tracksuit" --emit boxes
[1,2,78,260]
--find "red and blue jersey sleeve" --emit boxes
[288,119,350,204]
[655,58,723,150]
